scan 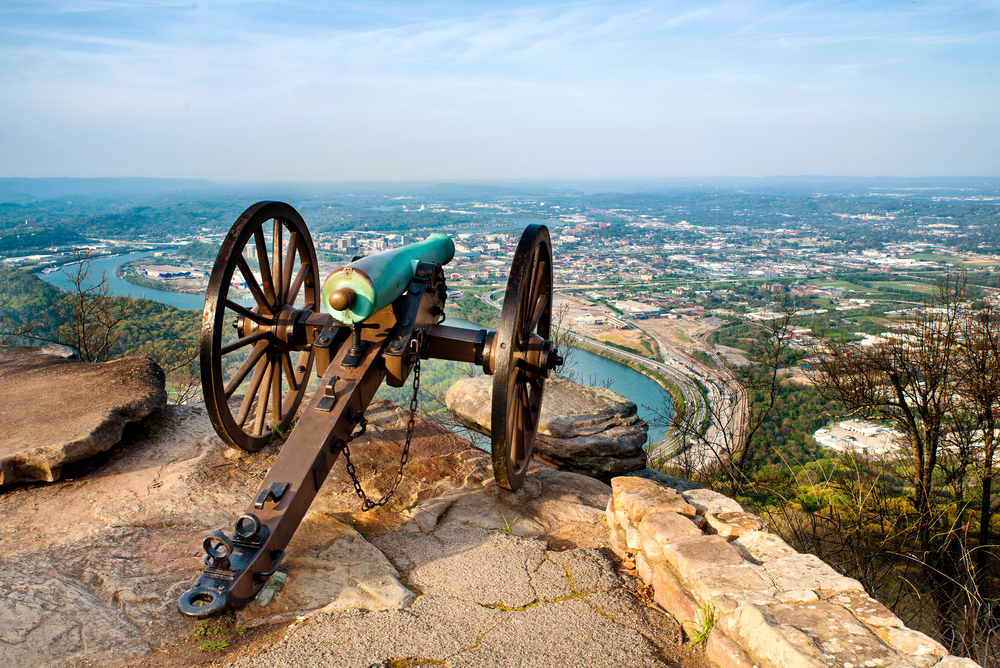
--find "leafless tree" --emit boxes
[808,275,1000,655]
[955,295,1000,581]
[3,255,200,404]
[654,299,798,497]
[7,254,142,362]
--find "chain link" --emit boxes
[339,335,422,511]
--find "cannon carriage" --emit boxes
[179,201,561,617]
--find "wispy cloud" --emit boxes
[0,0,997,179]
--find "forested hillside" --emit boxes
[0,266,200,398]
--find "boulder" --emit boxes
[0,346,167,488]
[446,374,648,479]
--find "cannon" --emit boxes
[178,201,561,618]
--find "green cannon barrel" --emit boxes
[321,233,456,324]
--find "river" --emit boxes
[39,254,671,444]
[40,251,208,310]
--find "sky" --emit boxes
[0,1,997,181]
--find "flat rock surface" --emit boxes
[446,375,648,479]
[0,346,167,487]
[1,396,704,668]
[228,524,692,668]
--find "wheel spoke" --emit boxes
[236,256,271,312]
[253,228,277,307]
[272,219,283,306]
[224,339,269,398]
[513,382,530,464]
[225,299,270,326]
[280,351,299,393]
[271,354,283,423]
[525,294,549,339]
[253,354,274,436]
[220,330,268,356]
[509,387,522,465]
[518,250,539,336]
[521,380,539,433]
[521,252,547,339]
[286,263,311,307]
[236,353,270,427]
[281,230,299,303]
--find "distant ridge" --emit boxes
[0,177,219,200]
[2,176,998,203]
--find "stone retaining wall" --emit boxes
[606,476,977,668]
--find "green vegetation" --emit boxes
[0,226,81,254]
[691,350,716,369]
[176,240,221,260]
[194,613,238,653]
[903,252,961,263]
[684,604,717,647]
[0,265,200,400]
[446,292,498,329]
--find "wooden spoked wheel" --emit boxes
[491,224,554,491]
[201,201,320,452]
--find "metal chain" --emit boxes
[340,336,422,511]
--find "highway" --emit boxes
[477,290,727,466]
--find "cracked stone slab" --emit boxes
[704,511,766,540]
[0,347,167,487]
[660,535,744,584]
[720,601,904,668]
[235,513,414,626]
[0,555,149,668]
[639,511,703,560]
[397,456,613,550]
[234,524,681,668]
[732,530,798,564]
[685,563,776,613]
[762,553,865,596]
[612,476,698,524]
[374,524,546,609]
[680,488,742,516]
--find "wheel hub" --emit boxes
[235,304,309,352]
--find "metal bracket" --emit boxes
[312,319,340,376]
[253,482,289,509]
[316,375,340,412]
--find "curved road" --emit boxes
[478,290,715,462]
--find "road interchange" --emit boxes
[476,289,742,469]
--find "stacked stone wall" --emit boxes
[606,476,977,668]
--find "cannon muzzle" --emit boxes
[321,233,456,324]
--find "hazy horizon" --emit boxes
[2,1,998,182]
